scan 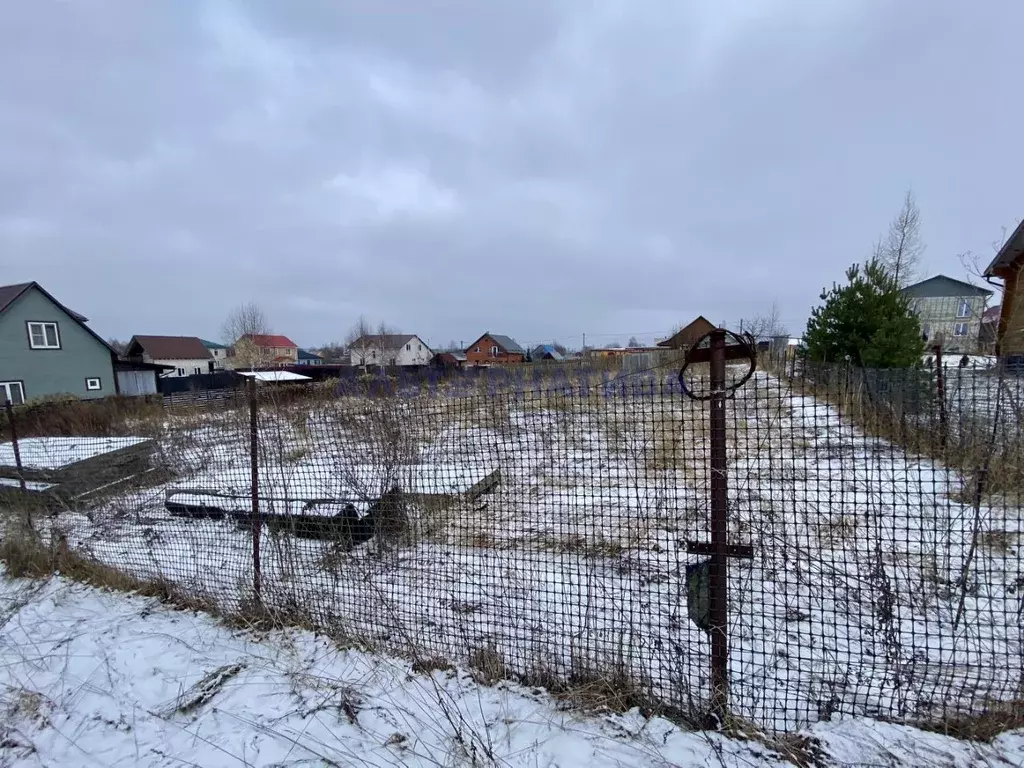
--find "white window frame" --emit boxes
[406,343,411,351]
[177,368,185,376]
[953,322,969,337]
[27,321,60,349]
[956,300,971,318]
[193,367,202,375]
[85,377,101,391]
[0,381,25,405]
[490,345,499,357]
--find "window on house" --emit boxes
[418,344,422,351]
[85,377,101,391]
[27,321,60,349]
[474,346,480,353]
[953,323,969,337]
[371,351,376,360]
[0,381,25,405]
[490,345,499,356]
[957,300,971,318]
[194,367,202,375]
[177,368,185,376]
[406,343,411,351]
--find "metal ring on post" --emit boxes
[678,329,758,402]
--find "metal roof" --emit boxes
[486,333,524,354]
[128,335,213,360]
[900,274,992,298]
[349,334,415,350]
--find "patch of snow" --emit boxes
[2,573,1020,767]
[0,477,56,491]
[0,437,149,470]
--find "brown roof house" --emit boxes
[465,333,525,365]
[984,220,1024,360]
[126,336,217,377]
[657,315,717,350]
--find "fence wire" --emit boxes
[1,361,1022,731]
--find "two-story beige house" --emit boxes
[901,275,992,354]
[229,334,299,369]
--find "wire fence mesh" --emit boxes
[1,359,1022,732]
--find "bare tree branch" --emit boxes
[741,302,788,340]
[222,302,272,370]
[876,189,925,287]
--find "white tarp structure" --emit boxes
[236,370,312,382]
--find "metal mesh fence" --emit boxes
[1,358,1022,732]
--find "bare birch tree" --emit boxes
[876,189,925,287]
[741,302,788,340]
[345,316,373,369]
[222,302,272,370]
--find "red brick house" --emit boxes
[465,332,525,364]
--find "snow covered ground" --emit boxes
[0,436,150,470]
[1,572,1021,767]
[21,372,1024,732]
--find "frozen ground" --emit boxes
[26,372,1024,731]
[0,436,149,470]
[1,572,1021,767]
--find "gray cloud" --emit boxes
[1,0,1021,350]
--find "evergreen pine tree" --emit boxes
[804,259,924,368]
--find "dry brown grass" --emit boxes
[911,700,1024,742]
[0,520,214,614]
[468,645,509,685]
[1,395,165,440]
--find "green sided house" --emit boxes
[0,282,117,404]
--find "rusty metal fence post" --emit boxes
[933,343,947,450]
[248,378,262,602]
[4,400,26,492]
[681,328,755,723]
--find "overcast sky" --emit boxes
[1,1,1020,350]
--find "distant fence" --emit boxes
[2,358,1023,732]
[162,388,240,409]
[158,371,240,394]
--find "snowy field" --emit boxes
[2,572,1021,767]
[23,371,1024,732]
[0,436,150,470]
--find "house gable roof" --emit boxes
[242,334,298,348]
[200,339,229,350]
[128,335,213,360]
[985,219,1024,277]
[657,315,717,348]
[901,274,992,298]
[297,348,322,360]
[350,334,415,350]
[532,343,565,360]
[467,332,524,355]
[0,281,114,354]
